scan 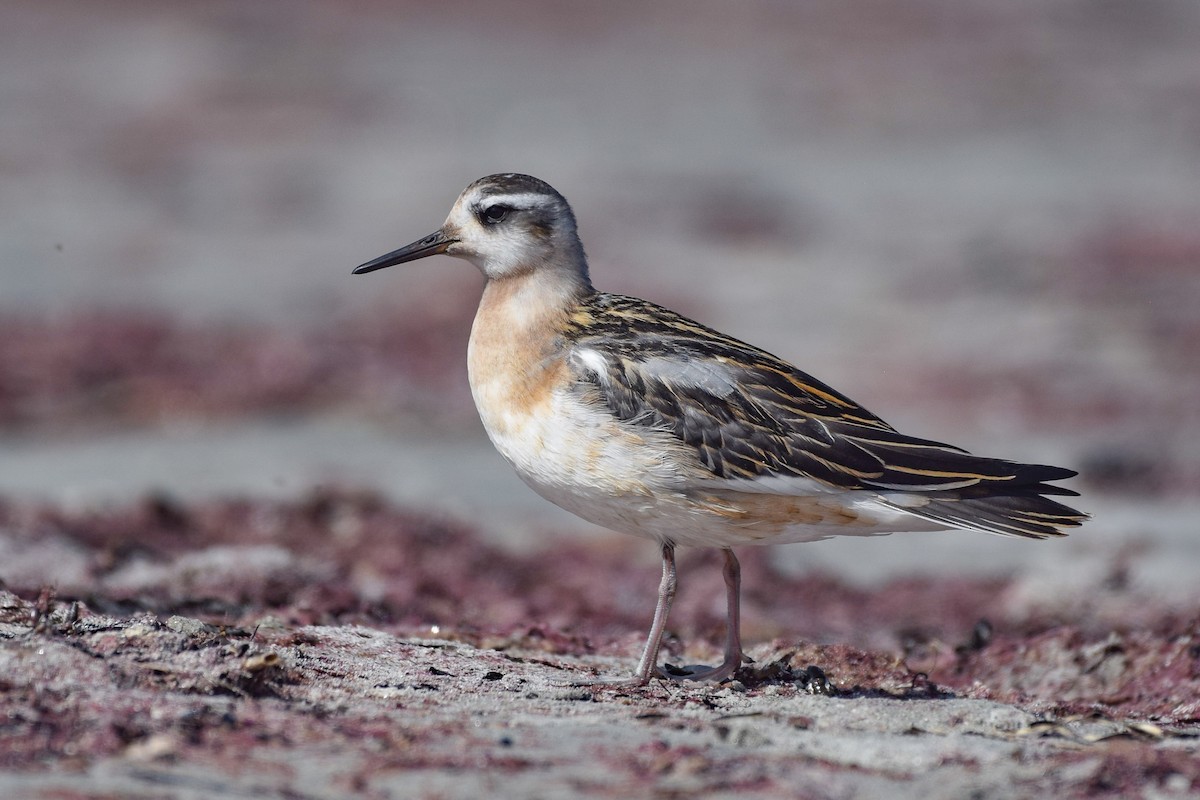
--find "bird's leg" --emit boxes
[661,548,745,683]
[569,542,677,687]
[631,542,678,684]
[719,547,745,672]
[573,544,746,686]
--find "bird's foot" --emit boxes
[562,662,740,688]
[658,656,745,684]
[562,674,652,689]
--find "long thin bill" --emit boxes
[352,229,454,274]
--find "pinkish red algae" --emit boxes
[2,489,1197,727]
[0,307,474,433]
[1,491,1197,798]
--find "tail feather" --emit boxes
[858,439,1087,537]
[881,491,1087,539]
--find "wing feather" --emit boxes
[565,293,1085,537]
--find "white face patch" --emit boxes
[441,187,577,280]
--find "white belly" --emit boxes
[471,375,932,546]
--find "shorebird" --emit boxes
[353,173,1086,686]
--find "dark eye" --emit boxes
[479,204,511,225]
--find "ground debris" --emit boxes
[0,492,1198,797]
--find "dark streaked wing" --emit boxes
[565,293,1085,538]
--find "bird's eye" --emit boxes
[479,204,511,225]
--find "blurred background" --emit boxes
[2,0,1198,587]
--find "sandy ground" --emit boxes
[2,492,1199,798]
[2,0,1200,797]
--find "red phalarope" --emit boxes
[354,173,1086,686]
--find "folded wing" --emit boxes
[567,294,1086,539]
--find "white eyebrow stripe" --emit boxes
[475,192,553,209]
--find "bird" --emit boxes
[353,173,1086,686]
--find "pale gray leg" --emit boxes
[571,542,677,687]
[632,542,678,684]
[573,544,745,687]
[662,547,744,683]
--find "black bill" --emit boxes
[353,229,455,274]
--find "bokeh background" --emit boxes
[3,0,1199,586]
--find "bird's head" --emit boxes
[354,173,590,285]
